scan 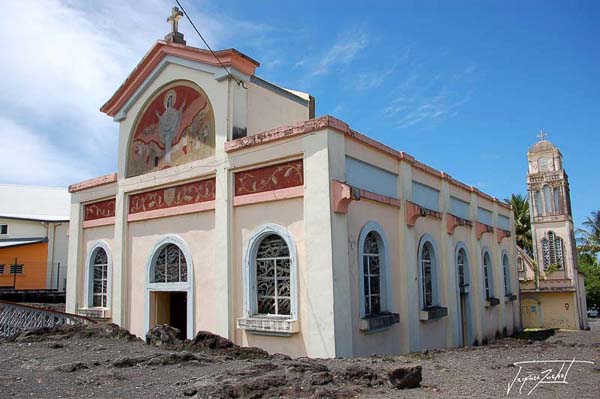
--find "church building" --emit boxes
[66,9,521,358]
[518,135,588,330]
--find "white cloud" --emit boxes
[0,116,91,186]
[0,0,250,186]
[312,30,368,76]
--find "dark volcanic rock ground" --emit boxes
[0,320,599,398]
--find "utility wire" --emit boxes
[175,0,247,89]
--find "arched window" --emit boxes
[543,185,552,213]
[362,231,382,315]
[502,254,511,296]
[152,244,187,283]
[92,248,108,308]
[553,188,561,214]
[541,231,564,270]
[457,247,468,289]
[418,236,439,309]
[482,250,493,299]
[358,222,390,318]
[255,234,291,316]
[534,190,543,216]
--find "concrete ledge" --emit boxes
[485,297,500,307]
[237,316,299,336]
[419,306,448,321]
[359,312,400,332]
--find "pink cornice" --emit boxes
[475,221,494,240]
[406,201,442,227]
[495,227,512,244]
[224,116,511,211]
[446,213,473,235]
[233,186,304,207]
[127,201,215,222]
[331,181,358,214]
[331,180,400,214]
[82,217,115,229]
[101,41,259,117]
[69,173,117,193]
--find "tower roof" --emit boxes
[529,139,556,153]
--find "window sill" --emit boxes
[359,312,400,333]
[485,297,500,307]
[419,306,448,321]
[237,316,299,336]
[504,294,517,303]
[77,307,111,319]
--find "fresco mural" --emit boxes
[127,82,215,177]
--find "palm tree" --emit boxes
[577,210,600,257]
[505,193,533,255]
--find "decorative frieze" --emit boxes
[234,160,303,197]
[84,199,116,221]
[129,178,216,214]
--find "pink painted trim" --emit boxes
[446,213,473,235]
[495,227,511,244]
[127,201,215,222]
[69,173,117,193]
[331,181,357,214]
[233,186,304,207]
[101,42,259,116]
[358,188,402,208]
[82,217,115,229]
[331,180,400,213]
[475,221,494,240]
[406,201,442,227]
[225,115,509,210]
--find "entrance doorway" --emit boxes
[459,290,470,346]
[150,291,187,334]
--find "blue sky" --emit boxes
[0,0,598,229]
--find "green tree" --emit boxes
[578,252,600,309]
[576,210,600,257]
[505,193,533,255]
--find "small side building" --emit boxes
[0,185,70,291]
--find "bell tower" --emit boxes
[526,132,575,274]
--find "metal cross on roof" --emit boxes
[167,6,184,34]
[537,130,547,141]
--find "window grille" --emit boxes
[255,234,291,316]
[422,242,434,307]
[483,252,492,299]
[10,264,24,274]
[542,231,564,270]
[457,249,466,288]
[92,249,108,307]
[503,255,510,295]
[153,244,187,283]
[363,232,382,315]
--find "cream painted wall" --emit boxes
[246,82,310,136]
[232,198,306,357]
[0,218,47,239]
[78,225,115,309]
[346,200,401,356]
[126,211,216,339]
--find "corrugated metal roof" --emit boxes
[0,237,47,248]
[0,185,69,221]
